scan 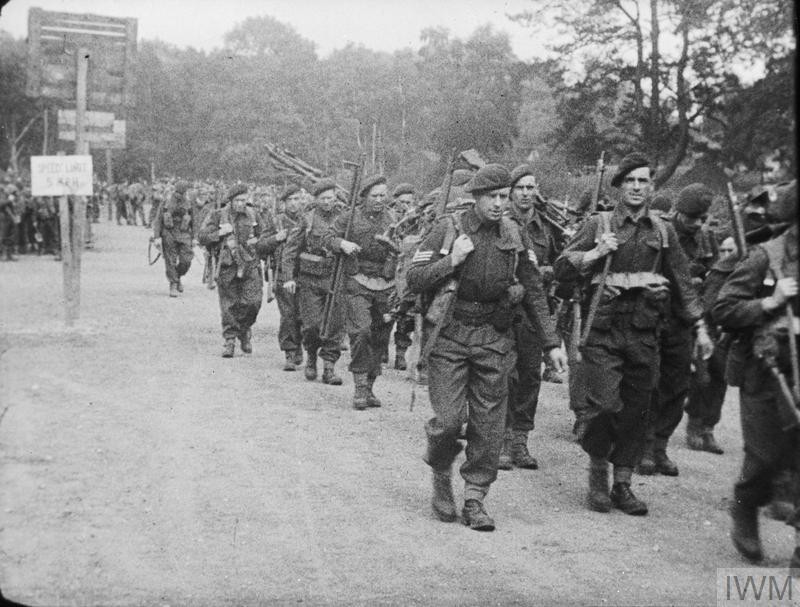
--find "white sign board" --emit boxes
[30,155,94,197]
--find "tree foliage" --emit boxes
[511,0,795,181]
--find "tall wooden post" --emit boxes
[42,107,48,155]
[61,48,90,326]
[107,149,113,221]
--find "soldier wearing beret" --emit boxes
[499,164,564,471]
[282,179,345,385]
[554,152,704,515]
[407,164,566,531]
[391,183,416,214]
[323,175,398,409]
[712,180,798,569]
[387,182,421,371]
[264,185,303,371]
[639,183,716,476]
[198,185,271,358]
[152,180,196,297]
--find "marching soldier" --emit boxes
[712,180,798,569]
[198,184,269,358]
[323,175,397,410]
[265,185,303,371]
[499,164,564,471]
[407,164,566,531]
[685,235,739,454]
[554,152,705,516]
[639,183,716,476]
[388,182,418,369]
[282,179,344,385]
[152,180,195,297]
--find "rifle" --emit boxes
[410,149,459,410]
[265,215,283,303]
[726,182,747,259]
[203,194,222,289]
[573,152,606,357]
[416,148,460,366]
[320,155,366,340]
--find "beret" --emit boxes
[610,152,651,187]
[675,183,714,216]
[279,183,301,201]
[649,193,673,214]
[392,182,415,198]
[174,180,190,195]
[359,174,387,198]
[767,179,797,222]
[312,179,337,197]
[451,169,474,187]
[463,163,511,194]
[226,183,248,202]
[509,164,536,189]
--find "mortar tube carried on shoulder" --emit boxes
[320,155,366,341]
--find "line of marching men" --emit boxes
[150,157,798,570]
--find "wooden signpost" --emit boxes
[26,9,137,326]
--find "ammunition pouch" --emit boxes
[753,319,798,377]
[425,278,458,326]
[725,337,747,387]
[163,213,174,229]
[299,252,334,277]
[357,257,397,281]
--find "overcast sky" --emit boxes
[0,0,551,59]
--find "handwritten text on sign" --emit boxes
[30,155,94,197]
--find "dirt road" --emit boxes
[0,221,794,606]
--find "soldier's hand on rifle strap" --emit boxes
[284,280,297,295]
[693,319,714,360]
[763,277,798,312]
[340,240,361,255]
[451,234,474,267]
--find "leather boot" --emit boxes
[239,329,252,354]
[293,349,304,366]
[169,282,179,298]
[611,467,647,515]
[431,470,457,522]
[462,499,495,531]
[352,373,370,410]
[416,366,428,385]
[654,438,679,476]
[322,361,342,385]
[511,430,539,469]
[685,417,705,451]
[497,429,513,470]
[730,499,763,561]
[176,278,184,293]
[283,352,296,372]
[394,348,407,370]
[304,351,318,380]
[637,440,656,475]
[587,457,611,513]
[610,483,649,515]
[701,428,724,454]
[221,339,235,358]
[366,375,382,407]
[5,247,17,261]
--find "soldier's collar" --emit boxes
[615,202,653,225]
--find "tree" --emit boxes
[0,32,41,175]
[512,0,795,181]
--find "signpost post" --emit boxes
[26,8,136,325]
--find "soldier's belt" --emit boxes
[299,252,333,277]
[452,298,501,325]
[591,271,669,290]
